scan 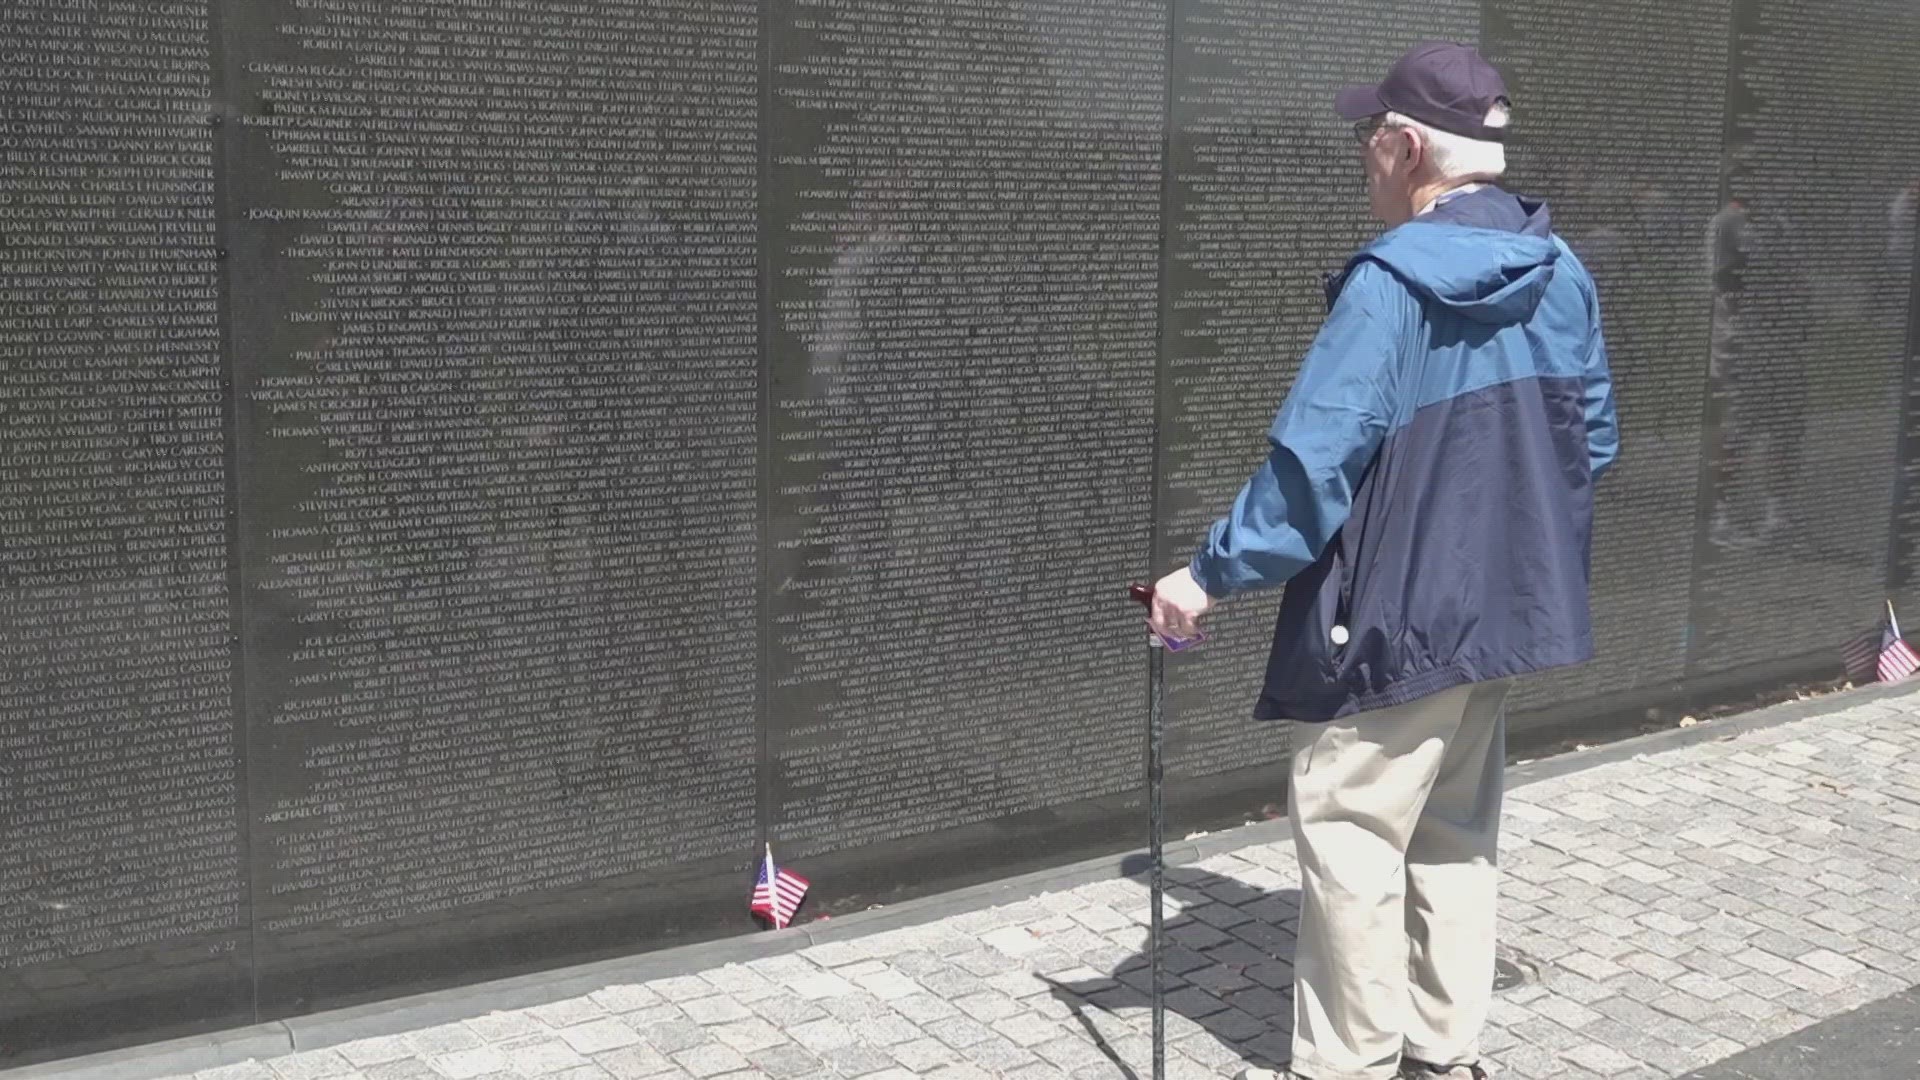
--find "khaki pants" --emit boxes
[1287,681,1509,1080]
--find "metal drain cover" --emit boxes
[1493,957,1528,990]
[1494,946,1540,991]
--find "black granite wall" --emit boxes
[4,0,1917,1063]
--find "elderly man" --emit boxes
[1148,42,1618,1080]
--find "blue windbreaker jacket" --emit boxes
[1189,187,1618,722]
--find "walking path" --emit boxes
[26,687,1920,1080]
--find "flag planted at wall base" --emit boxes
[1844,602,1920,684]
[750,845,809,929]
[1879,603,1920,683]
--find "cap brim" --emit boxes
[1334,83,1387,120]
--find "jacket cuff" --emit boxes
[1188,550,1232,600]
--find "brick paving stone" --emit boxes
[785,1019,859,1054]
[1224,987,1286,1021]
[1031,1036,1114,1074]
[1779,962,1847,996]
[593,986,669,1014]
[917,969,989,1000]
[654,976,725,1003]
[1183,965,1252,996]
[1727,969,1793,1001]
[1491,1041,1562,1078]
[642,1019,715,1056]
[560,1020,646,1055]
[889,993,959,1025]
[745,1044,824,1080]
[984,971,1050,1001]
[1530,995,1602,1031]
[888,1038,958,1072]
[406,1025,486,1057]
[1507,1016,1582,1053]
[801,943,870,969]
[467,1011,550,1043]
[1564,1042,1646,1073]
[856,1015,929,1048]
[956,1037,1041,1074]
[850,969,923,1001]
[333,1039,411,1070]
[788,973,861,1001]
[270,1053,359,1080]
[674,1045,752,1079]
[751,996,829,1028]
[819,998,891,1025]
[361,1063,436,1080]
[684,998,756,1027]
[431,1048,510,1080]
[992,1014,1069,1048]
[1799,948,1869,979]
[198,1066,275,1080]
[534,1000,613,1029]
[1161,987,1230,1018]
[925,1016,996,1050]
[705,968,781,1002]
[711,1020,790,1055]
[506,1039,594,1077]
[596,1046,678,1079]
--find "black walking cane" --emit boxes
[1128,582,1195,1080]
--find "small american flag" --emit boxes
[1881,604,1920,683]
[1845,602,1920,684]
[750,845,809,930]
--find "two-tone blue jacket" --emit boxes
[1190,187,1618,722]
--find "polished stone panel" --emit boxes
[0,0,251,1063]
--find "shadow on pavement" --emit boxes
[1045,856,1300,1079]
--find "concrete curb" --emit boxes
[9,680,1903,1080]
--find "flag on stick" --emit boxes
[750,844,809,929]
[1844,602,1920,684]
[1880,602,1920,683]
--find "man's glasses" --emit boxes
[1352,116,1387,146]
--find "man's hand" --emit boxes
[1148,567,1214,642]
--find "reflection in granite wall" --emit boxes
[1481,0,1731,709]
[1689,0,1920,670]
[4,0,1918,1065]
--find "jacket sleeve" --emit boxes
[1582,286,1619,483]
[1188,263,1410,599]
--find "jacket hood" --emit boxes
[1358,194,1560,324]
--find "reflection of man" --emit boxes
[1705,187,1816,546]
[1705,195,1755,547]
[1147,43,1618,1080]
[1888,179,1917,267]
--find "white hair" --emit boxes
[1384,103,1509,180]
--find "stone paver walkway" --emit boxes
[163,690,1920,1080]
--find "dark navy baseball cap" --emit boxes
[1335,41,1511,142]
